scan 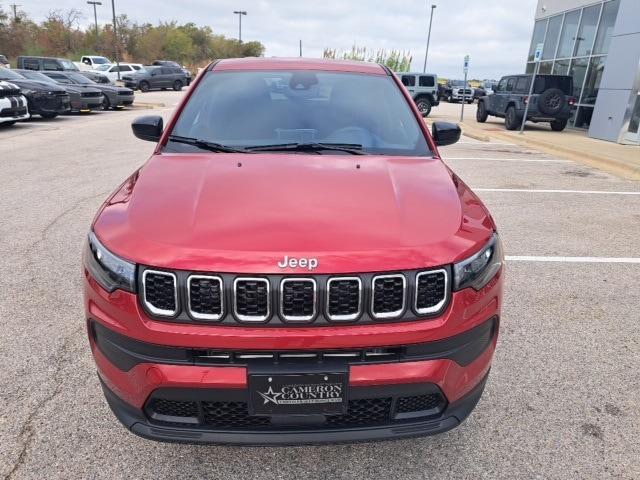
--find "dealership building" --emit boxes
[528,0,639,144]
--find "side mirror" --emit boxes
[132,115,163,142]
[432,121,461,147]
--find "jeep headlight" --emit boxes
[83,231,136,293]
[453,233,503,291]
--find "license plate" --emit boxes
[248,373,347,416]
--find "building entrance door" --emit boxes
[623,91,640,145]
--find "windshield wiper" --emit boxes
[168,135,249,153]
[244,142,365,155]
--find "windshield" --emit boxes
[67,72,94,84]
[60,59,78,70]
[91,57,111,65]
[450,80,466,87]
[0,68,24,81]
[18,70,55,83]
[169,70,431,156]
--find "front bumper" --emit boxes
[86,267,502,444]
[29,94,71,115]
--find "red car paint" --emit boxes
[85,57,503,444]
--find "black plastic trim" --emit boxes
[99,373,489,445]
[89,316,498,372]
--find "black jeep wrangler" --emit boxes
[476,74,574,131]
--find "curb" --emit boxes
[459,122,640,181]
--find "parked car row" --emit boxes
[15,55,191,92]
[0,62,137,127]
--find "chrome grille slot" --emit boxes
[326,277,362,321]
[280,278,316,322]
[188,275,223,320]
[142,270,177,316]
[371,274,406,319]
[234,278,270,322]
[415,269,448,314]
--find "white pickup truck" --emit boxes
[74,55,113,71]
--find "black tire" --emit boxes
[467,99,474,104]
[102,95,111,110]
[538,88,566,115]
[0,121,16,127]
[505,106,520,130]
[415,97,432,117]
[173,80,183,91]
[447,95,454,103]
[550,118,568,131]
[40,112,58,119]
[476,101,488,123]
[139,81,150,92]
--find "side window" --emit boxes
[515,77,529,93]
[419,76,435,87]
[401,75,416,87]
[160,67,171,75]
[43,60,62,71]
[496,78,507,92]
[117,66,131,72]
[132,65,141,70]
[506,78,516,92]
[24,59,39,70]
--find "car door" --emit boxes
[400,75,416,97]
[492,77,509,114]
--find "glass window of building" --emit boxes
[574,4,602,57]
[538,62,553,74]
[557,10,580,58]
[529,20,548,61]
[594,0,620,54]
[581,56,606,105]
[552,59,570,75]
[543,15,563,59]
[569,57,589,101]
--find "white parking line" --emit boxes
[446,157,571,163]
[506,256,640,264]
[475,188,640,195]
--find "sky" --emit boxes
[15,0,539,80]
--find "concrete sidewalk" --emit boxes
[428,102,640,180]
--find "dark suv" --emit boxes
[122,66,187,92]
[476,74,574,131]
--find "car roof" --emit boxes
[212,57,388,75]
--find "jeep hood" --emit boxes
[93,154,494,274]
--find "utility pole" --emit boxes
[110,0,121,80]
[233,10,247,43]
[9,4,21,22]
[422,4,436,73]
[299,40,302,57]
[87,1,102,51]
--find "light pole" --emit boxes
[110,0,121,80]
[87,1,102,51]
[233,10,247,43]
[422,4,436,73]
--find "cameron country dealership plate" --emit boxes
[248,373,347,416]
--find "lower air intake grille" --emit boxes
[371,275,405,318]
[396,394,443,413]
[326,398,392,426]
[234,278,270,322]
[415,270,447,314]
[143,271,177,315]
[202,401,271,428]
[151,398,198,418]
[188,275,223,320]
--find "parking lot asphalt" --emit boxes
[1,93,639,480]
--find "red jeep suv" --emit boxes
[84,58,503,445]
